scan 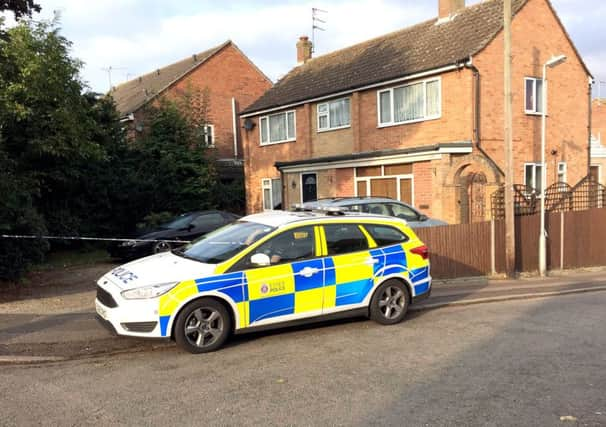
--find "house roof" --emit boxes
[109,41,231,117]
[244,0,585,116]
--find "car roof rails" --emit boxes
[290,204,349,216]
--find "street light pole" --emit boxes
[539,55,567,276]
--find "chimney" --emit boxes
[439,0,465,19]
[296,36,312,65]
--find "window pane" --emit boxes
[394,83,424,122]
[271,179,282,209]
[318,115,328,129]
[287,111,295,139]
[525,165,534,190]
[535,79,544,113]
[318,104,328,113]
[324,224,369,255]
[525,80,535,111]
[535,165,543,193]
[329,98,350,128]
[269,113,287,142]
[426,80,440,117]
[260,118,268,143]
[379,91,391,124]
[252,226,315,265]
[364,224,409,247]
[263,188,272,210]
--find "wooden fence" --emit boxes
[415,207,606,279]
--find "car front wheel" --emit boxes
[369,279,410,325]
[174,299,231,354]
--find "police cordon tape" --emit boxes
[0,234,191,244]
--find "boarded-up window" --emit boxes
[356,166,382,177]
[384,164,412,176]
[357,181,367,197]
[370,178,398,199]
[400,179,412,204]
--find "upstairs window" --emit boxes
[378,78,441,126]
[525,77,544,114]
[201,124,214,147]
[317,98,351,131]
[260,111,296,145]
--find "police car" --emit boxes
[95,210,431,353]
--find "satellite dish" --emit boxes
[243,118,255,130]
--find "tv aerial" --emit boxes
[312,7,327,53]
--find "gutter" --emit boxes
[588,77,594,174]
[465,59,505,177]
[232,97,239,159]
[119,113,135,123]
[240,63,465,118]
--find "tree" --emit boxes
[0,0,40,19]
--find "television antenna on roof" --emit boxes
[101,66,127,90]
[312,7,327,54]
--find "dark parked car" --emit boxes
[109,210,240,260]
[299,197,447,228]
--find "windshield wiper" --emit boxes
[171,248,202,262]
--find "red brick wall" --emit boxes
[474,0,590,186]
[165,43,271,160]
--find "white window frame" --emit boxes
[259,110,296,146]
[353,166,415,206]
[201,124,214,147]
[262,178,282,211]
[524,162,545,194]
[377,77,441,128]
[317,97,351,132]
[524,77,545,115]
[557,162,567,183]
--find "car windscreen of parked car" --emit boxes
[160,214,196,230]
[178,221,275,264]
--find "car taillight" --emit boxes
[410,245,429,260]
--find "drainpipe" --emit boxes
[465,60,505,177]
[232,97,239,159]
[588,77,594,175]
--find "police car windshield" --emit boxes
[179,221,275,264]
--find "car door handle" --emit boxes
[365,258,379,266]
[299,267,320,278]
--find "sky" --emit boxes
[5,0,606,95]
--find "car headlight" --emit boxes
[121,282,178,299]
[120,240,137,247]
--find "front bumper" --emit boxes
[95,279,165,338]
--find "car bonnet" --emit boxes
[104,251,216,290]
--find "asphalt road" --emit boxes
[1,292,605,426]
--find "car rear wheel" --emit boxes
[174,299,231,354]
[369,279,409,325]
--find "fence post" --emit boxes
[491,219,496,275]
[560,211,564,270]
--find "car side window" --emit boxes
[366,203,390,216]
[388,203,419,221]
[324,224,369,255]
[364,224,409,247]
[191,213,225,229]
[248,226,316,267]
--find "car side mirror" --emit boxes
[419,214,429,221]
[250,253,271,267]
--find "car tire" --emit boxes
[369,279,410,325]
[174,298,231,354]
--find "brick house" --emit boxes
[240,0,592,223]
[591,99,606,184]
[110,40,272,180]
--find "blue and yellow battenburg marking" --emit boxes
[156,242,430,336]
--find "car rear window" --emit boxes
[364,224,409,247]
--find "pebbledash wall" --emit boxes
[241,0,591,223]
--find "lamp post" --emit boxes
[539,54,567,276]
